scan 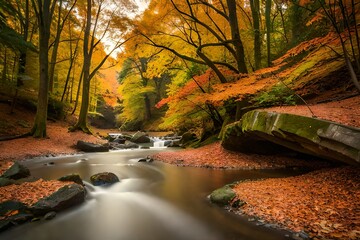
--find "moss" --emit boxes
[209,184,236,206]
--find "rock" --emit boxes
[209,184,238,206]
[0,220,13,232]
[0,177,15,187]
[130,131,151,143]
[90,172,120,186]
[113,137,126,144]
[109,142,139,150]
[0,201,33,228]
[0,162,30,180]
[222,110,360,165]
[124,142,139,149]
[58,174,84,186]
[137,156,153,163]
[31,183,86,216]
[76,140,109,152]
[43,211,56,220]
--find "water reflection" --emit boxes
[0,149,298,240]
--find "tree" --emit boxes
[71,0,134,133]
[30,0,57,138]
[265,0,272,66]
[48,0,77,93]
[314,0,360,92]
[250,0,261,70]
[140,0,248,85]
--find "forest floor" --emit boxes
[0,96,359,239]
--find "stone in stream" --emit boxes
[0,162,31,180]
[0,201,34,231]
[130,131,151,143]
[58,173,84,186]
[30,183,86,216]
[209,184,242,207]
[76,140,109,152]
[90,172,120,186]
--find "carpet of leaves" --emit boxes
[0,179,70,208]
[152,142,330,170]
[233,166,360,240]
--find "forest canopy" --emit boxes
[0,0,359,136]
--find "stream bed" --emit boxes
[0,148,301,240]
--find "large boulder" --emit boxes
[30,183,86,216]
[76,140,109,152]
[130,131,151,143]
[0,162,30,180]
[90,172,120,186]
[222,110,360,165]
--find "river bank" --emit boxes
[0,96,359,239]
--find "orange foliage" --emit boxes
[0,179,71,206]
[233,167,360,239]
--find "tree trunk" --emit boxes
[226,0,248,73]
[250,0,261,70]
[31,0,52,138]
[265,0,272,66]
[70,0,92,133]
[144,94,152,121]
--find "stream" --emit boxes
[0,148,300,240]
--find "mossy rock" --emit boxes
[222,110,360,165]
[209,184,237,206]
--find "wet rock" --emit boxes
[0,177,15,187]
[222,110,360,165]
[0,162,30,180]
[137,156,154,163]
[44,211,56,220]
[0,220,13,232]
[76,140,109,152]
[90,172,120,186]
[130,131,151,144]
[209,184,238,206]
[31,183,86,216]
[113,137,126,144]
[0,201,33,228]
[58,173,84,186]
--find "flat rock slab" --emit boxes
[30,183,86,216]
[222,110,360,165]
[76,140,109,152]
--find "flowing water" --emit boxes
[0,148,300,240]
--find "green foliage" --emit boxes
[185,63,207,80]
[252,84,297,107]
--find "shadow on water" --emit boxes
[0,148,303,240]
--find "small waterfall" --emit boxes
[153,140,166,148]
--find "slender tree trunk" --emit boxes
[250,0,261,70]
[31,0,53,138]
[2,50,7,82]
[49,0,63,93]
[265,0,272,66]
[144,94,152,121]
[226,0,248,73]
[70,0,92,133]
